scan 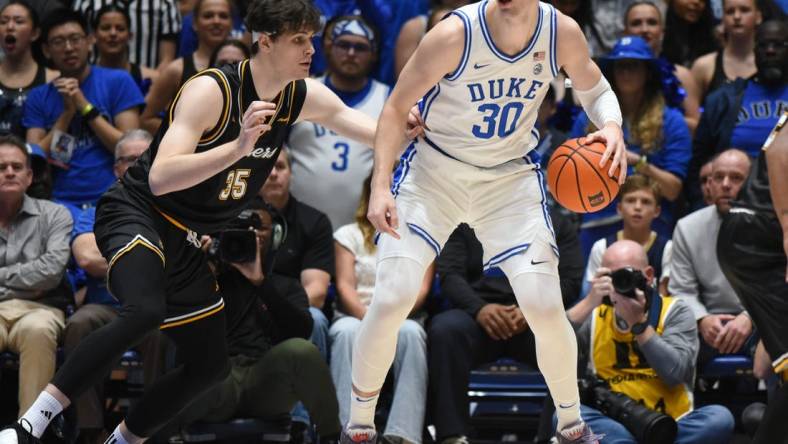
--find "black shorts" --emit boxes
[94,183,223,330]
[717,208,788,376]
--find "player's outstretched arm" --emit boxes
[765,111,788,281]
[367,14,464,237]
[148,76,275,196]
[555,13,627,183]
[297,78,377,147]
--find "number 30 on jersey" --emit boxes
[219,169,250,200]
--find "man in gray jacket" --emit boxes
[0,134,72,416]
[669,149,754,365]
[563,240,734,443]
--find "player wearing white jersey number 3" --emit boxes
[341,1,627,443]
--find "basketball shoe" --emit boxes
[0,421,41,444]
[339,424,377,444]
[556,421,604,443]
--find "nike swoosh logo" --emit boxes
[531,259,548,265]
[473,63,490,69]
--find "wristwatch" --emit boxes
[630,320,649,335]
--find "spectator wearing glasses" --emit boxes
[287,15,388,231]
[0,0,59,139]
[65,129,163,444]
[22,9,144,222]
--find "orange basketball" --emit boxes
[546,137,621,213]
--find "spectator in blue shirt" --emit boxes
[569,36,691,259]
[309,0,392,78]
[22,9,144,222]
[687,19,787,209]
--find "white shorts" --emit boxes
[377,139,559,276]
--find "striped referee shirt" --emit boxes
[72,0,181,68]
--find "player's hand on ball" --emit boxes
[238,101,277,152]
[367,183,400,239]
[587,122,627,184]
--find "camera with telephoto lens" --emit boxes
[208,210,262,263]
[609,267,649,299]
[579,378,677,444]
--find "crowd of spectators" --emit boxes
[0,0,787,442]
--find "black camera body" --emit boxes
[579,378,677,444]
[610,267,648,299]
[208,210,262,263]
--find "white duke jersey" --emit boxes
[420,0,559,168]
[288,76,390,229]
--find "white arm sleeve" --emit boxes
[574,76,623,129]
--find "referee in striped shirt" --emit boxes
[73,0,181,69]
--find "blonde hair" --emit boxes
[355,175,376,253]
[629,93,665,155]
[588,64,665,155]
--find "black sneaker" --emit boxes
[0,421,41,444]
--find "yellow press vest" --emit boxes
[589,296,693,419]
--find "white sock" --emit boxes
[556,399,582,431]
[104,426,132,444]
[18,391,63,438]
[348,391,378,427]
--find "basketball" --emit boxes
[546,137,621,213]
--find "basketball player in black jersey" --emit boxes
[0,1,380,443]
[717,109,788,443]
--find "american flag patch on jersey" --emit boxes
[534,51,545,61]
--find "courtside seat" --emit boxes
[468,358,549,433]
[701,355,754,379]
[469,358,547,401]
[180,417,291,443]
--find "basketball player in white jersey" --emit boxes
[342,1,627,443]
[288,16,390,229]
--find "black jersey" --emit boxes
[733,109,787,215]
[122,59,307,234]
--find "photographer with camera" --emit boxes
[171,197,342,442]
[563,240,734,444]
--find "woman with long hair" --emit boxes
[141,0,232,133]
[691,0,762,102]
[330,175,433,444]
[93,4,158,96]
[662,0,719,66]
[0,0,58,137]
[624,0,701,132]
[569,36,692,257]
